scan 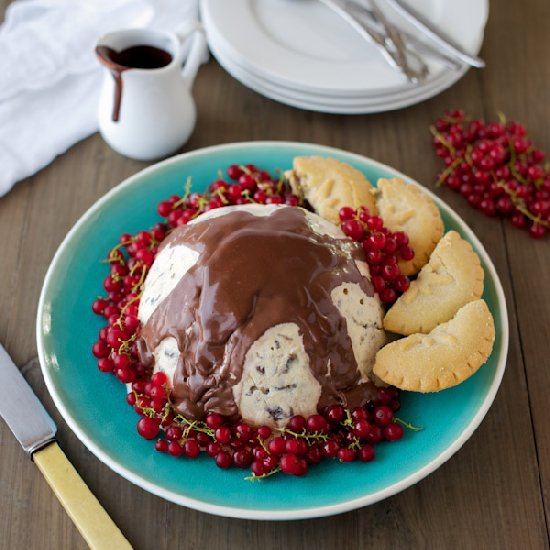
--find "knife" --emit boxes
[380,0,485,68]
[0,344,131,550]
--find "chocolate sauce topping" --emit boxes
[95,44,172,122]
[137,207,377,420]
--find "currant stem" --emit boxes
[394,417,423,431]
[245,466,282,481]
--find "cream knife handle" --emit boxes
[33,442,132,550]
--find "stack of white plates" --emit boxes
[200,0,488,114]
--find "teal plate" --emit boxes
[37,142,508,520]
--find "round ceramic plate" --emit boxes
[206,30,467,114]
[201,0,488,95]
[37,142,508,520]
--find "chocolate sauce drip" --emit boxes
[137,207,377,420]
[95,45,172,122]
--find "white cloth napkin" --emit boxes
[0,0,207,197]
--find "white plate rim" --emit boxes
[207,30,466,114]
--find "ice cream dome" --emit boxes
[136,204,385,427]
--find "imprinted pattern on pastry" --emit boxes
[372,177,444,275]
[384,230,485,335]
[373,300,495,392]
[285,156,377,224]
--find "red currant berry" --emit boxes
[285,438,308,455]
[285,195,299,207]
[206,413,224,429]
[184,439,200,458]
[321,440,339,458]
[306,446,322,464]
[214,427,231,444]
[384,423,405,441]
[215,451,233,469]
[227,184,243,202]
[358,444,375,462]
[375,387,394,405]
[511,213,529,229]
[306,414,328,433]
[380,287,397,304]
[371,275,386,293]
[257,425,272,439]
[151,371,167,387]
[235,422,255,441]
[126,392,137,406]
[155,439,169,453]
[353,419,372,439]
[366,250,383,265]
[351,407,368,421]
[112,352,130,370]
[227,164,244,180]
[280,453,303,475]
[268,436,286,456]
[324,405,345,423]
[529,223,546,239]
[337,448,356,462]
[382,263,400,281]
[287,415,306,432]
[92,340,110,358]
[383,237,397,254]
[92,298,108,316]
[137,417,160,440]
[394,275,410,293]
[207,441,222,457]
[251,460,266,476]
[366,216,383,231]
[341,219,364,241]
[98,358,114,373]
[368,232,386,250]
[339,206,356,221]
[373,406,394,426]
[263,455,278,471]
[265,196,284,205]
[365,425,383,444]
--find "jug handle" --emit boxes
[178,27,208,89]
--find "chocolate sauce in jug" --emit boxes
[95,44,173,122]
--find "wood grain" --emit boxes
[1,0,550,548]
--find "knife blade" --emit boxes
[0,343,56,454]
[0,343,131,549]
[381,0,485,68]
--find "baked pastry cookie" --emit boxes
[372,178,444,275]
[373,299,495,392]
[384,231,484,335]
[285,156,377,224]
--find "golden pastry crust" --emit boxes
[285,156,377,224]
[372,178,444,275]
[384,231,484,335]
[373,300,495,392]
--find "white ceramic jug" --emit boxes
[96,28,205,161]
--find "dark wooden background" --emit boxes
[1,0,549,548]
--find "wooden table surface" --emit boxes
[1,0,550,548]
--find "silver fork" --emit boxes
[346,1,462,71]
[319,0,429,83]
